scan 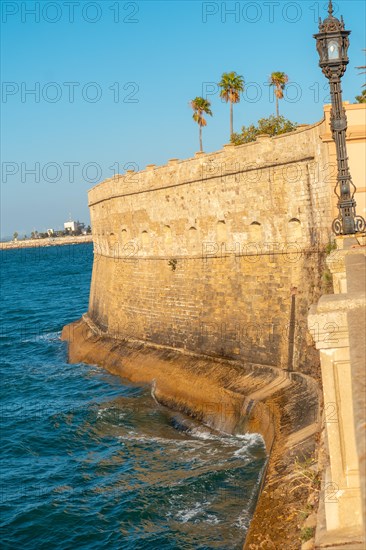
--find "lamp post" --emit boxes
[314,0,365,235]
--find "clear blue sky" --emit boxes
[1,0,365,237]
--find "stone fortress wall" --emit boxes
[87,116,335,372]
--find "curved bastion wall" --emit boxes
[86,120,333,373]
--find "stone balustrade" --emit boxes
[308,236,366,548]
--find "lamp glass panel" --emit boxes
[328,39,340,60]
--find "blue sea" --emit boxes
[0,244,266,550]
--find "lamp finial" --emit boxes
[328,0,334,16]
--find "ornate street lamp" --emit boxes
[314,0,365,235]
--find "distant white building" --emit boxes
[64,221,78,232]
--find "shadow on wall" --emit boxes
[97,217,305,255]
[249,221,262,242]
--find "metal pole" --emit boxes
[329,75,359,235]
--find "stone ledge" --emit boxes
[312,291,366,313]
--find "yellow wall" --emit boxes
[321,103,366,222]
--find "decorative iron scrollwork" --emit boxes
[332,217,343,235]
[355,216,366,234]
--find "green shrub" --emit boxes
[231,115,298,145]
[325,240,337,255]
[300,526,315,542]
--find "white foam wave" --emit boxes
[97,407,126,420]
[187,426,264,449]
[234,511,251,531]
[206,514,220,524]
[117,420,265,466]
[187,427,219,441]
[117,432,201,447]
[20,330,61,343]
[175,501,211,523]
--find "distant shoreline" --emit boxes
[0,235,93,250]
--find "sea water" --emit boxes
[0,244,266,549]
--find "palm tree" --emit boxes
[218,71,244,139]
[269,72,289,116]
[190,97,212,152]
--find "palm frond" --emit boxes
[190,96,212,126]
[269,71,289,89]
[218,71,245,104]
